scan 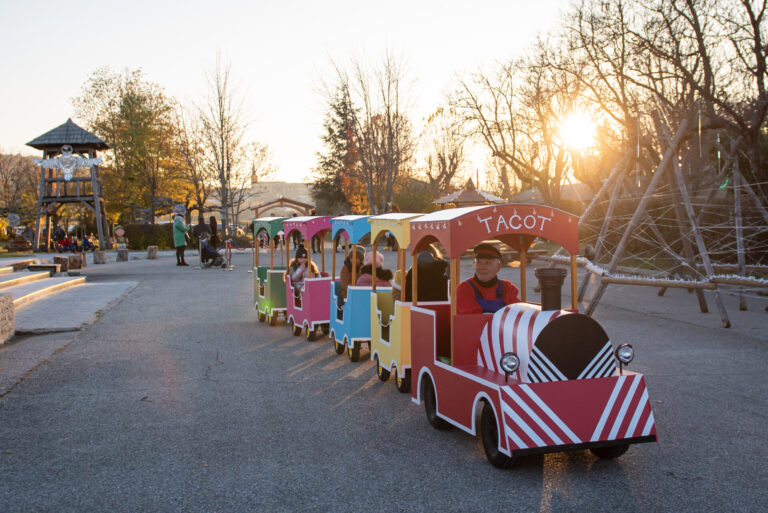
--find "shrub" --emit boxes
[123,223,174,250]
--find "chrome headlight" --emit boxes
[500,352,520,374]
[615,344,634,365]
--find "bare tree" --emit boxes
[199,57,248,237]
[174,106,214,217]
[228,142,274,230]
[0,152,38,219]
[334,53,416,213]
[451,49,586,203]
[629,0,768,183]
[421,107,466,194]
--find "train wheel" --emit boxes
[268,311,278,326]
[590,444,629,459]
[320,324,329,336]
[305,325,317,341]
[422,376,450,430]
[257,311,266,323]
[334,339,345,355]
[395,368,411,394]
[481,402,515,469]
[375,355,390,381]
[347,342,360,362]
[290,320,302,336]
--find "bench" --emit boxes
[27,263,61,276]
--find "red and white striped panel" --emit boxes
[590,374,656,442]
[477,303,566,382]
[500,385,582,450]
[499,374,656,452]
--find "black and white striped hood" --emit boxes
[478,303,616,383]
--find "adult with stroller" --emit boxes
[209,216,220,248]
[173,206,190,266]
[200,234,226,268]
[193,214,211,241]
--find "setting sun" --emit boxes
[559,112,596,150]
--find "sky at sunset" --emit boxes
[0,0,568,183]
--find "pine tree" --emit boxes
[310,86,362,214]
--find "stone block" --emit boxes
[0,293,14,344]
[94,250,107,264]
[147,246,159,259]
[117,249,129,262]
[54,256,69,272]
[68,254,84,270]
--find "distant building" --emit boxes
[246,181,314,217]
[199,181,314,226]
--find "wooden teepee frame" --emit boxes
[575,112,768,328]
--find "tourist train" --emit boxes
[251,204,657,467]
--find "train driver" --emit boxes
[456,243,519,314]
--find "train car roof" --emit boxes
[282,216,333,239]
[253,217,288,238]
[331,215,371,244]
[369,213,423,248]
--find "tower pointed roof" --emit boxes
[26,118,109,151]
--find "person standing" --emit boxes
[173,211,190,266]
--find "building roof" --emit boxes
[433,178,505,206]
[26,118,109,152]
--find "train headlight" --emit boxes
[615,344,634,374]
[616,344,634,364]
[500,352,520,382]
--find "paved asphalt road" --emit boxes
[0,249,766,512]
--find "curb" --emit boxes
[12,277,87,308]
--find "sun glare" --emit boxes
[559,112,596,150]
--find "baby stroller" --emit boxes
[200,235,227,268]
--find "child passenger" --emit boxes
[356,252,392,287]
[288,245,319,293]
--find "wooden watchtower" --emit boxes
[26,119,109,251]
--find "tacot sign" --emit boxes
[476,210,553,235]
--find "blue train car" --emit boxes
[328,215,373,362]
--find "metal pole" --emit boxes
[320,233,325,274]
[733,163,747,310]
[571,254,578,311]
[450,258,459,363]
[332,236,337,280]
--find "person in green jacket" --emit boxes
[173,211,190,266]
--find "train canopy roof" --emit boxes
[410,203,579,257]
[331,215,371,244]
[253,217,288,238]
[282,215,333,239]
[369,213,422,248]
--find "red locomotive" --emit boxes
[408,204,657,467]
